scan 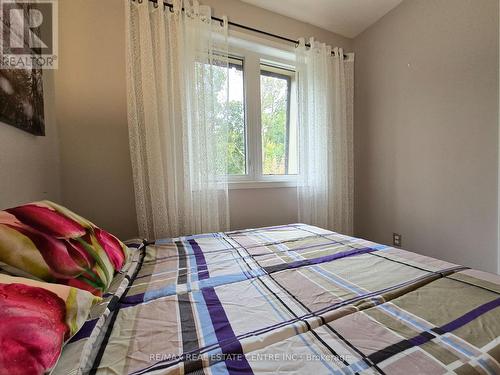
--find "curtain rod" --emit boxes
[138,0,348,59]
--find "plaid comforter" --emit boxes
[54,224,500,375]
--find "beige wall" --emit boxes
[54,0,137,239]
[353,0,499,273]
[229,187,298,230]
[0,71,61,208]
[53,0,351,239]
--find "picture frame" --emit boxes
[0,68,45,136]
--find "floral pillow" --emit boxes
[0,274,99,375]
[0,201,129,296]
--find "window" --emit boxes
[224,47,297,187]
[207,57,246,176]
[260,64,297,175]
[226,58,246,175]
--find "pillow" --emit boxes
[51,241,145,375]
[0,274,99,375]
[0,201,129,296]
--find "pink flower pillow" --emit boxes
[0,201,129,296]
[0,274,98,375]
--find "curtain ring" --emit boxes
[153,0,159,8]
[172,0,181,14]
[138,0,143,3]
[309,37,315,49]
[192,0,200,16]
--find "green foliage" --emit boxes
[226,100,246,175]
[261,75,288,175]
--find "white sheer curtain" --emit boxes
[125,0,230,239]
[296,38,354,234]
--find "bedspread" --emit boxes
[54,224,500,375]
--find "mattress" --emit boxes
[53,224,500,374]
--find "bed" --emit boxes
[53,223,500,375]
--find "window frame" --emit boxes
[226,46,297,189]
[260,64,297,177]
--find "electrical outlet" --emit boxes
[393,233,402,247]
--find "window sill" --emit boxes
[228,180,297,190]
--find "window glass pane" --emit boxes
[260,65,296,175]
[227,60,246,175]
[211,58,246,176]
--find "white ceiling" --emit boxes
[239,0,403,38]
